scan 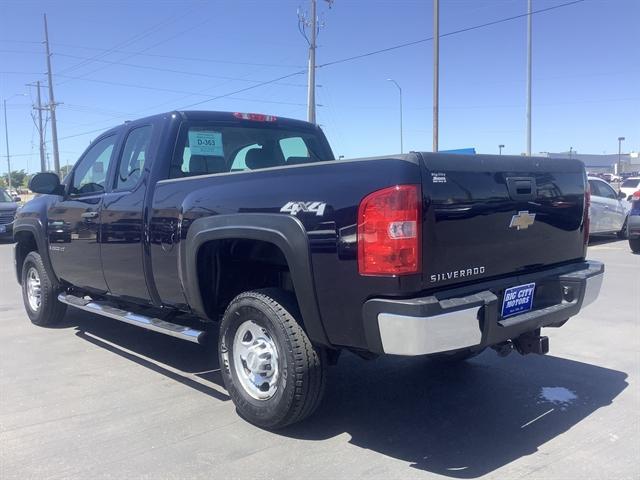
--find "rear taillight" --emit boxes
[633,190,640,201]
[583,185,591,245]
[357,185,421,276]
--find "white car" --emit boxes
[588,176,629,238]
[620,177,640,200]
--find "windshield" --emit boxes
[0,189,13,203]
[170,122,334,179]
[621,179,640,188]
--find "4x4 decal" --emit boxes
[280,201,327,217]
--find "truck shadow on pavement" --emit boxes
[284,351,628,478]
[60,308,230,402]
[58,309,627,478]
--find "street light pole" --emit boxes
[2,99,11,192]
[387,79,403,154]
[499,144,505,155]
[433,0,439,152]
[617,136,625,175]
[2,93,25,192]
[526,0,532,156]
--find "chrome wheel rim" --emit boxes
[26,267,42,312]
[232,320,280,400]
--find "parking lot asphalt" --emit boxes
[1,239,638,480]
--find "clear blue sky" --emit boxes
[1,0,638,174]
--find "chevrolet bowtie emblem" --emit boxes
[509,211,536,230]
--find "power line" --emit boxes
[181,0,586,110]
[55,11,189,77]
[53,54,308,86]
[20,0,588,146]
[51,44,304,68]
[317,0,586,69]
[178,70,307,109]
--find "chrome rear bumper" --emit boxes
[363,260,604,356]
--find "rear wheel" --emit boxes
[21,251,67,326]
[219,289,326,429]
[630,238,640,253]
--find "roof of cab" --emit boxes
[121,110,317,131]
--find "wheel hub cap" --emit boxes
[232,320,280,400]
[26,267,42,312]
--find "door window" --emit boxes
[70,135,116,196]
[596,181,618,200]
[116,126,152,190]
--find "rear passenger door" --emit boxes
[100,125,154,302]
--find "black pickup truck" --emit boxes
[14,111,603,429]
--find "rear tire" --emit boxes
[21,251,67,326]
[630,238,640,253]
[219,289,326,429]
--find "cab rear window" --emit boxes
[170,123,333,178]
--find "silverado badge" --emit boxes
[509,210,536,230]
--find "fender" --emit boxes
[13,217,60,287]
[181,213,330,346]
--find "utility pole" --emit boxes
[44,13,60,176]
[433,0,439,152]
[307,0,317,124]
[526,0,532,156]
[3,99,11,192]
[29,81,47,173]
[299,1,333,125]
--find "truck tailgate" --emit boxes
[419,153,587,288]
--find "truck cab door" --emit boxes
[100,125,154,303]
[47,134,118,292]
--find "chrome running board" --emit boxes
[58,293,206,344]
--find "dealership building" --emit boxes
[538,151,639,174]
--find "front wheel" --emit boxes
[21,251,67,326]
[630,238,640,253]
[219,289,326,429]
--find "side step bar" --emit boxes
[58,293,206,344]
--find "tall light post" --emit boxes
[526,0,532,156]
[387,79,403,154]
[569,146,573,159]
[2,93,26,193]
[433,0,440,152]
[617,136,625,175]
[499,144,505,155]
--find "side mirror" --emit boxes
[618,190,627,200]
[13,196,22,203]
[29,172,64,196]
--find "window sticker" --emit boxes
[188,130,224,156]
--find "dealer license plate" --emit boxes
[501,283,536,318]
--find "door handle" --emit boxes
[81,211,99,219]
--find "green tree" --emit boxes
[2,169,28,188]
